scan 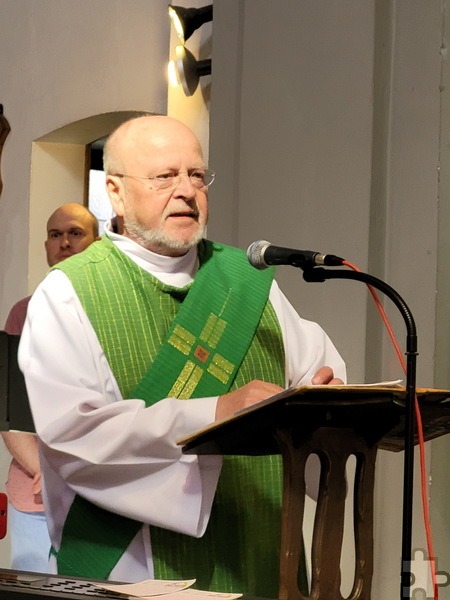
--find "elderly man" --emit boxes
[2,203,99,572]
[19,116,346,596]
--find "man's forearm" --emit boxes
[1,431,40,476]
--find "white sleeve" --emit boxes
[269,280,347,386]
[268,281,347,502]
[19,270,221,538]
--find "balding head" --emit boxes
[103,115,204,176]
[103,115,209,257]
[45,203,99,267]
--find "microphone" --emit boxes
[247,240,344,270]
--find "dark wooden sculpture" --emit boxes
[0,105,11,197]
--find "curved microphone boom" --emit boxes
[247,240,344,270]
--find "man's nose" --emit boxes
[174,173,196,197]
[60,233,71,247]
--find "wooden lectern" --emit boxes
[179,385,450,600]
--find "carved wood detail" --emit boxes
[0,105,11,197]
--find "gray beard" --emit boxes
[124,216,205,255]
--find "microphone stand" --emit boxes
[302,266,417,600]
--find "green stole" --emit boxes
[53,237,298,597]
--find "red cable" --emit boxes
[342,260,438,598]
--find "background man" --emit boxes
[19,116,346,595]
[2,203,99,572]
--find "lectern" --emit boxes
[180,385,450,600]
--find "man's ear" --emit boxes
[105,174,125,217]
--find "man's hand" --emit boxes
[311,365,344,385]
[215,367,343,421]
[215,380,284,421]
[32,472,43,504]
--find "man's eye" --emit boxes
[49,232,60,239]
[191,171,205,182]
[70,230,83,237]
[155,172,175,181]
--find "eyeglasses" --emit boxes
[111,169,215,191]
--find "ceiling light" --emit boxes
[172,44,211,96]
[168,4,213,44]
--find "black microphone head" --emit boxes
[247,240,271,269]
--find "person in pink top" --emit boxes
[2,203,99,572]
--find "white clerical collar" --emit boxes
[104,221,198,287]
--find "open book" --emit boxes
[95,579,242,599]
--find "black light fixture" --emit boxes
[169,44,211,97]
[168,4,213,44]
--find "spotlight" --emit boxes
[168,4,213,44]
[170,45,211,96]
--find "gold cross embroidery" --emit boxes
[167,314,235,398]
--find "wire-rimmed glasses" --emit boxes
[111,168,215,192]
